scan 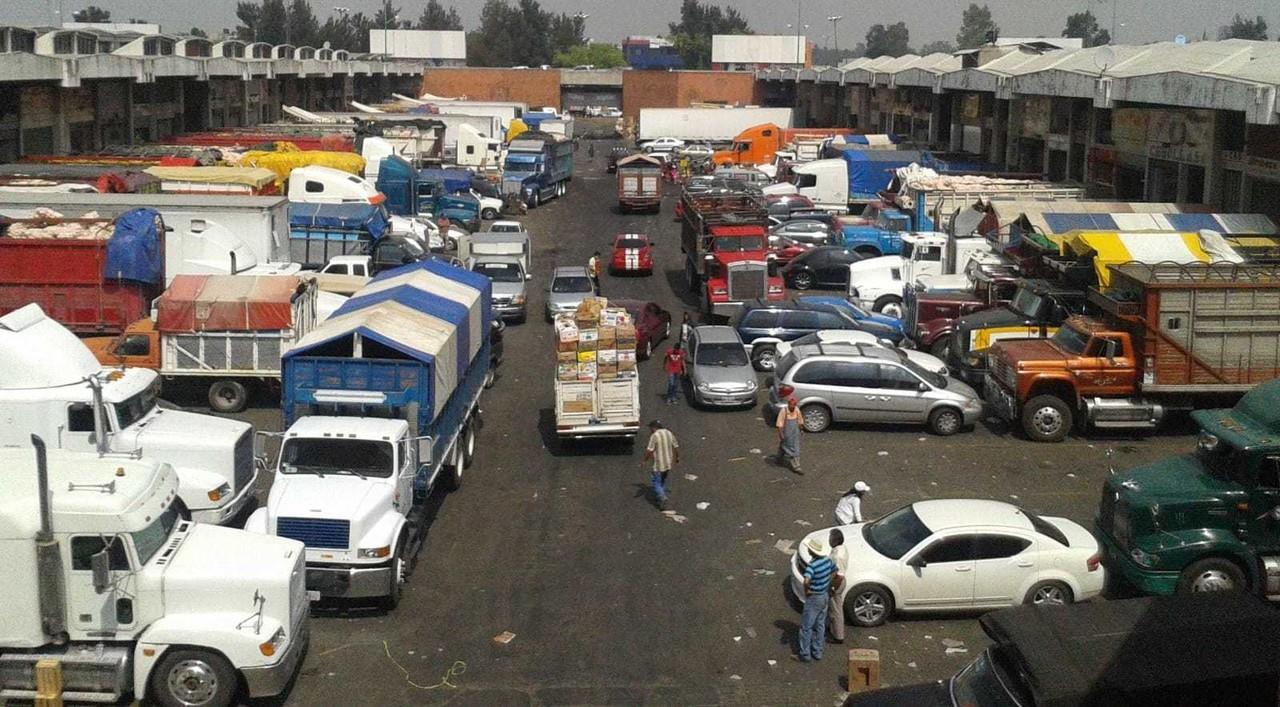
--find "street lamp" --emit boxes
[827,15,843,54]
[786,23,809,67]
[574,12,589,44]
[383,12,400,62]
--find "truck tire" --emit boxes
[383,538,406,610]
[150,649,237,707]
[484,364,497,389]
[929,337,950,359]
[481,207,498,219]
[208,380,249,414]
[1021,395,1072,443]
[442,441,464,491]
[462,419,477,468]
[873,295,904,319]
[854,246,882,258]
[751,344,778,371]
[1177,557,1247,594]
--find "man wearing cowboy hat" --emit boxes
[796,535,842,662]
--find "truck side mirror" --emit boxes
[906,555,927,569]
[91,550,111,594]
[416,436,434,467]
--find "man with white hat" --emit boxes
[795,535,841,662]
[835,481,871,525]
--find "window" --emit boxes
[973,535,1032,560]
[327,264,349,276]
[71,536,130,571]
[815,312,848,329]
[781,311,821,330]
[920,536,976,563]
[305,180,324,193]
[836,361,880,388]
[1026,511,1070,546]
[879,364,923,391]
[117,334,150,357]
[1260,458,1280,489]
[742,310,780,329]
[466,145,475,155]
[67,403,95,433]
[793,361,843,386]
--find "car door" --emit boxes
[740,309,781,347]
[874,363,931,423]
[818,249,858,287]
[897,534,978,609]
[970,534,1035,607]
[795,249,828,280]
[830,360,883,422]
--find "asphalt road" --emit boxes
[223,144,1196,706]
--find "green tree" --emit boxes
[468,0,521,66]
[72,5,111,22]
[189,27,209,38]
[553,43,625,68]
[667,0,752,69]
[919,40,955,54]
[864,22,910,58]
[549,13,585,55]
[286,0,320,46]
[1218,14,1268,40]
[416,0,463,31]
[1062,10,1109,47]
[235,0,287,43]
[955,3,999,49]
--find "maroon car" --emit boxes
[768,234,812,266]
[612,299,673,360]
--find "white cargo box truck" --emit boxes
[637,107,794,143]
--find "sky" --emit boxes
[9,0,1280,48]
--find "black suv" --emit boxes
[733,298,902,370]
[782,246,867,290]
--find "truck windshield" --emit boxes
[1197,438,1244,481]
[713,236,764,252]
[473,262,523,282]
[113,383,159,430]
[862,505,932,560]
[696,343,749,367]
[1009,287,1045,318]
[504,156,539,175]
[280,438,395,479]
[131,502,181,566]
[949,649,1030,707]
[1050,325,1090,355]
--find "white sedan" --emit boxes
[639,137,685,151]
[790,499,1103,627]
[775,330,949,376]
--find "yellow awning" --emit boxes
[1063,231,1213,287]
[144,166,278,188]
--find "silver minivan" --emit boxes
[766,342,983,435]
[688,326,758,407]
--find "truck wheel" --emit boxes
[1021,395,1072,443]
[208,380,249,414]
[790,271,815,290]
[481,208,498,219]
[873,296,904,319]
[383,542,406,610]
[929,338,950,359]
[928,407,963,436]
[151,649,237,707]
[751,345,777,371]
[684,261,699,293]
[462,420,477,468]
[800,403,832,433]
[845,584,893,627]
[1178,558,1247,594]
[442,442,464,491]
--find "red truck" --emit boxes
[679,191,784,318]
[0,209,164,335]
[907,262,1021,357]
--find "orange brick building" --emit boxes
[621,71,762,121]
[420,68,562,109]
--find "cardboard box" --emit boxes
[598,326,617,347]
[597,348,617,364]
[557,338,578,353]
[617,349,637,363]
[557,362,578,381]
[616,324,637,343]
[847,649,881,694]
[578,328,599,344]
[557,350,577,363]
[578,362,597,379]
[577,350,597,363]
[555,317,579,341]
[597,363,618,377]
[600,308,628,326]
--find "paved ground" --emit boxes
[221,144,1195,706]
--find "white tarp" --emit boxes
[359,270,483,357]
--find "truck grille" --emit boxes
[277,517,350,549]
[727,263,766,301]
[233,430,254,493]
[990,356,1016,390]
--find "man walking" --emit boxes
[776,396,803,474]
[835,482,870,525]
[827,529,848,644]
[796,535,841,662]
[663,342,686,404]
[679,312,693,349]
[644,420,679,510]
[587,251,602,295]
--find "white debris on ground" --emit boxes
[774,539,795,554]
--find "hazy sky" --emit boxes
[9,0,1280,47]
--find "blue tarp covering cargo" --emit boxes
[287,202,390,267]
[417,168,474,194]
[103,207,164,285]
[839,150,926,201]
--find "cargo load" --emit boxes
[554,297,640,440]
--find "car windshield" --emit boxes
[949,649,1030,707]
[1009,286,1046,317]
[553,275,594,293]
[113,382,159,430]
[713,236,764,252]
[131,501,181,566]
[1050,324,1090,355]
[862,504,932,560]
[280,438,395,478]
[473,262,523,282]
[696,342,749,366]
[617,237,648,249]
[901,355,947,388]
[473,182,499,198]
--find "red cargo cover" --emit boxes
[157,274,303,332]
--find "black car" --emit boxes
[782,246,866,291]
[733,298,902,370]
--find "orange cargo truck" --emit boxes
[712,123,854,168]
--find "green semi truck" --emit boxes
[1097,378,1280,597]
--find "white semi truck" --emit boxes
[0,440,308,707]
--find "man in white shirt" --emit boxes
[827,529,849,643]
[644,419,679,510]
[835,481,870,525]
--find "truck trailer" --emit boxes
[637,107,794,143]
[502,131,573,208]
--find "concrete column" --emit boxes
[949,94,962,152]
[1083,105,1099,186]
[1203,111,1221,208]
[125,81,135,146]
[1065,100,1076,181]
[52,88,70,153]
[927,93,941,150]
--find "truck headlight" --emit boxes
[512,294,526,305]
[358,545,391,559]
[1129,548,1159,568]
[1198,432,1219,453]
[259,627,286,657]
[207,483,231,502]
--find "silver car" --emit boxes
[688,326,758,407]
[769,219,836,246]
[545,265,595,321]
[471,256,529,323]
[766,342,982,435]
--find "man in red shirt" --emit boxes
[663,342,686,404]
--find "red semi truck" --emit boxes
[679,191,784,318]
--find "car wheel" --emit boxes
[1021,395,1072,443]
[1025,580,1073,606]
[844,584,893,627]
[799,403,831,433]
[929,338,950,359]
[928,407,963,436]
[208,380,249,414]
[873,296,904,319]
[484,364,497,389]
[1178,558,1247,594]
[150,649,237,707]
[751,345,777,371]
[791,271,815,290]
[481,208,498,219]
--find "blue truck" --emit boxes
[502,130,574,208]
[248,259,492,606]
[376,156,481,231]
[288,202,392,268]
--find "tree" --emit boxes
[373,0,411,31]
[549,13,585,55]
[72,5,111,22]
[919,40,956,54]
[553,43,625,68]
[189,27,209,38]
[864,22,910,58]
[667,0,752,69]
[235,0,287,43]
[955,3,999,49]
[286,0,320,46]
[1062,10,1109,47]
[416,0,463,31]
[1218,14,1268,40]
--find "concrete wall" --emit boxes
[622,70,760,120]
[420,67,561,109]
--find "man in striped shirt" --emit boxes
[644,420,679,510]
[797,535,841,662]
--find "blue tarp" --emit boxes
[103,207,163,285]
[288,202,389,240]
[842,134,900,145]
[839,150,926,199]
[417,168,474,193]
[1167,214,1224,233]
[373,258,493,345]
[1043,213,1118,234]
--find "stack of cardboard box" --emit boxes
[554,297,638,382]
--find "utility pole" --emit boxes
[795,0,802,67]
[827,15,843,54]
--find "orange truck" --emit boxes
[712,123,854,167]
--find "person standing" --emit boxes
[827,529,848,644]
[796,535,840,663]
[663,343,686,404]
[587,251,602,295]
[644,420,679,510]
[679,312,693,349]
[776,397,803,474]
[835,482,871,525]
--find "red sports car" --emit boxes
[610,233,654,275]
[612,299,672,360]
[769,234,813,266]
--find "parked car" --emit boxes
[770,209,839,232]
[768,234,812,266]
[675,145,714,159]
[769,219,839,246]
[611,299,672,360]
[487,220,524,233]
[783,246,867,290]
[766,341,982,434]
[775,331,948,376]
[609,233,655,275]
[795,295,906,336]
[733,298,903,371]
[471,257,529,323]
[790,500,1104,627]
[640,137,686,151]
[765,193,815,217]
[687,325,757,407]
[545,265,595,321]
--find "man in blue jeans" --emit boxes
[643,420,679,510]
[662,342,686,404]
[796,535,841,662]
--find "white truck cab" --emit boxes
[0,305,257,525]
[900,232,1008,291]
[287,165,382,205]
[0,442,307,707]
